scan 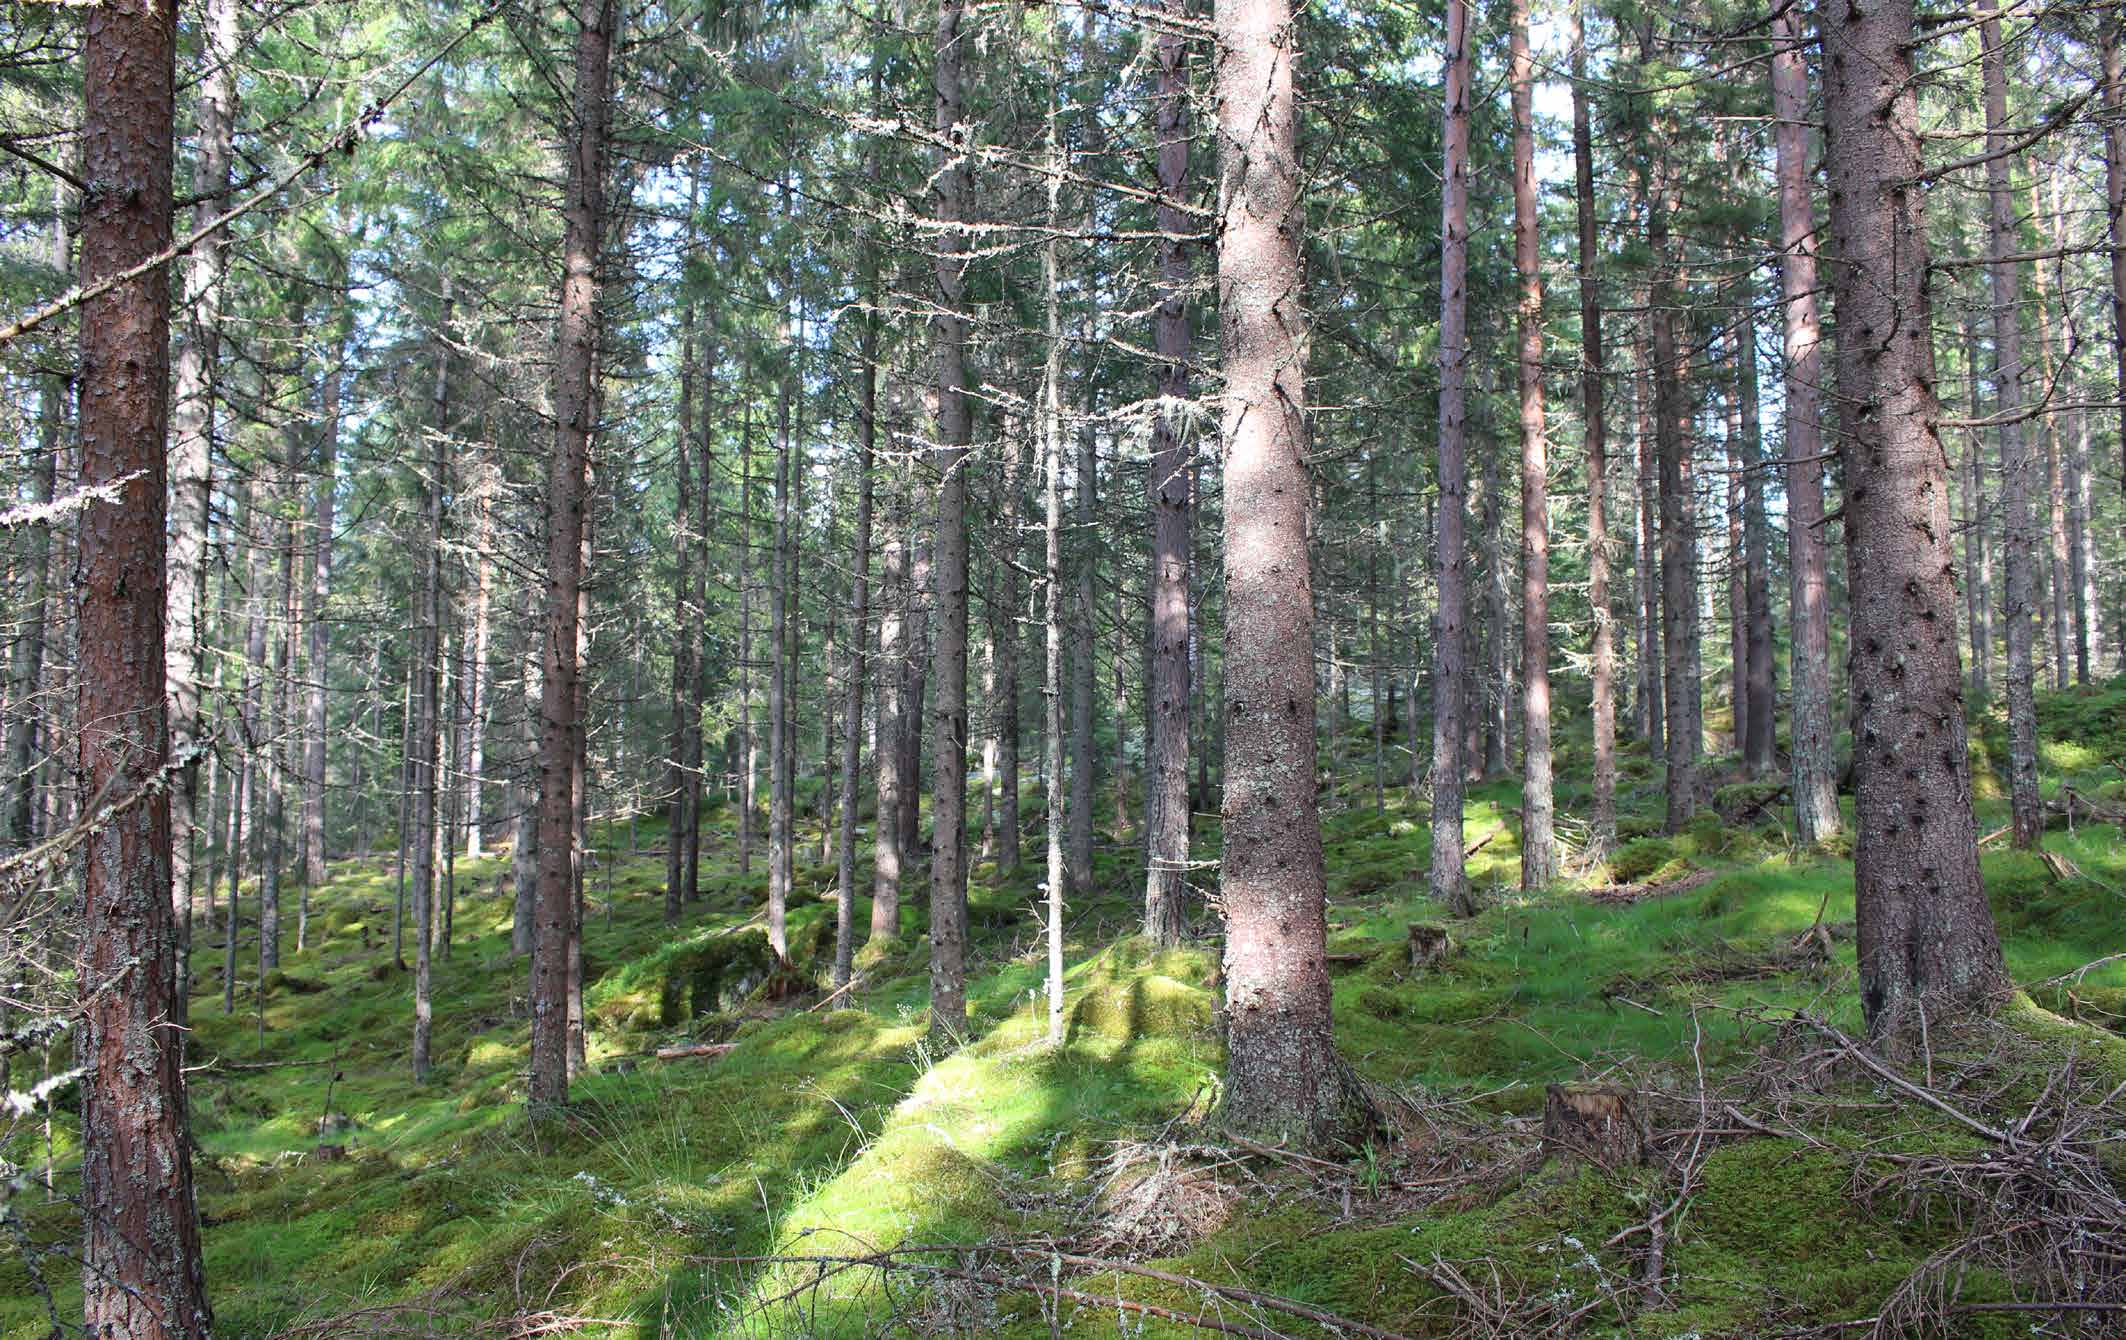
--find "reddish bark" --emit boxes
[76,0,215,1329]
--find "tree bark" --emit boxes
[1429,0,1473,915]
[1213,0,1363,1144]
[834,283,878,989]
[2105,15,2126,495]
[1977,0,2042,851]
[666,184,700,927]
[75,0,215,1327]
[1819,0,2009,1037]
[928,0,976,1045]
[1738,323,1774,777]
[530,0,613,1110]
[1632,339,1663,755]
[1961,317,1994,706]
[411,291,451,1083]
[1769,5,1840,844]
[1570,0,1614,858]
[871,470,906,942]
[1511,0,1555,891]
[1068,423,1098,893]
[166,0,239,989]
[303,289,344,892]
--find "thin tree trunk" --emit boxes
[302,297,343,892]
[1139,0,1190,944]
[1962,318,1994,705]
[928,0,976,1045]
[1511,0,1554,891]
[461,462,492,857]
[996,426,1024,877]
[2105,15,2126,495]
[768,300,794,959]
[1068,422,1098,892]
[75,0,214,1324]
[411,294,451,1083]
[871,468,906,942]
[1043,31,1068,1045]
[7,270,60,846]
[1571,0,1614,858]
[833,279,878,989]
[1821,0,2009,1038]
[512,641,538,957]
[1770,6,1839,843]
[1478,420,1508,782]
[1213,0,1362,1144]
[666,184,700,926]
[530,0,613,1110]
[166,0,239,1006]
[1429,0,1474,915]
[739,401,757,877]
[1632,339,1663,754]
[1978,0,2043,850]
[1738,323,1774,776]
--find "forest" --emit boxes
[3,0,2126,1333]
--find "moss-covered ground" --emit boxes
[5,680,2124,1338]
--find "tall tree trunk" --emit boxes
[75,0,214,1327]
[461,462,492,856]
[1961,318,1994,705]
[927,0,976,1044]
[1820,0,2009,1037]
[666,189,700,927]
[1571,0,1614,858]
[996,428,1024,877]
[262,421,300,977]
[1632,340,1663,754]
[1043,34,1068,1046]
[1068,423,1098,892]
[7,204,61,846]
[1478,421,1508,781]
[871,472,906,942]
[1770,6,1840,843]
[411,294,451,1083]
[1978,0,2042,851]
[303,296,343,892]
[738,403,757,876]
[768,305,794,959]
[530,0,613,1110]
[166,0,238,1001]
[1639,22,1697,832]
[512,641,539,957]
[1738,323,1774,777]
[834,285,878,989]
[2105,15,2126,495]
[1429,0,1474,915]
[1511,0,1555,891]
[1213,0,1363,1144]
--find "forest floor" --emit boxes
[5,682,2126,1339]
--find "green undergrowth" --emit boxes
[6,710,2125,1340]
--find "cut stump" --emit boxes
[1542,1083,1649,1167]
[1408,923,1453,971]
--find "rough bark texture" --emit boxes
[1213,0,1364,1145]
[1143,0,1193,944]
[2106,17,2126,495]
[1737,324,1774,777]
[928,0,976,1046]
[871,475,905,942]
[1977,0,2042,851]
[834,291,877,989]
[1571,0,1614,858]
[1428,0,1473,916]
[1511,0,1555,892]
[166,0,238,975]
[1769,6,1840,845]
[530,0,612,1110]
[1819,0,2010,1038]
[75,0,215,1329]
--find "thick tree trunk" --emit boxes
[166,0,238,990]
[75,0,215,1328]
[1429,0,1474,915]
[1770,8,1840,843]
[1571,0,1614,858]
[530,0,612,1110]
[1511,0,1555,891]
[1977,0,2043,851]
[928,0,976,1045]
[1214,0,1363,1144]
[1820,0,2009,1037]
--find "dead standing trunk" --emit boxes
[1511,0,1555,891]
[75,0,215,1329]
[1819,0,2009,1037]
[1769,5,1840,844]
[1213,0,1365,1144]
[530,0,613,1111]
[1429,0,1474,915]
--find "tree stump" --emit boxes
[1408,923,1453,971]
[1542,1084,1648,1167]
